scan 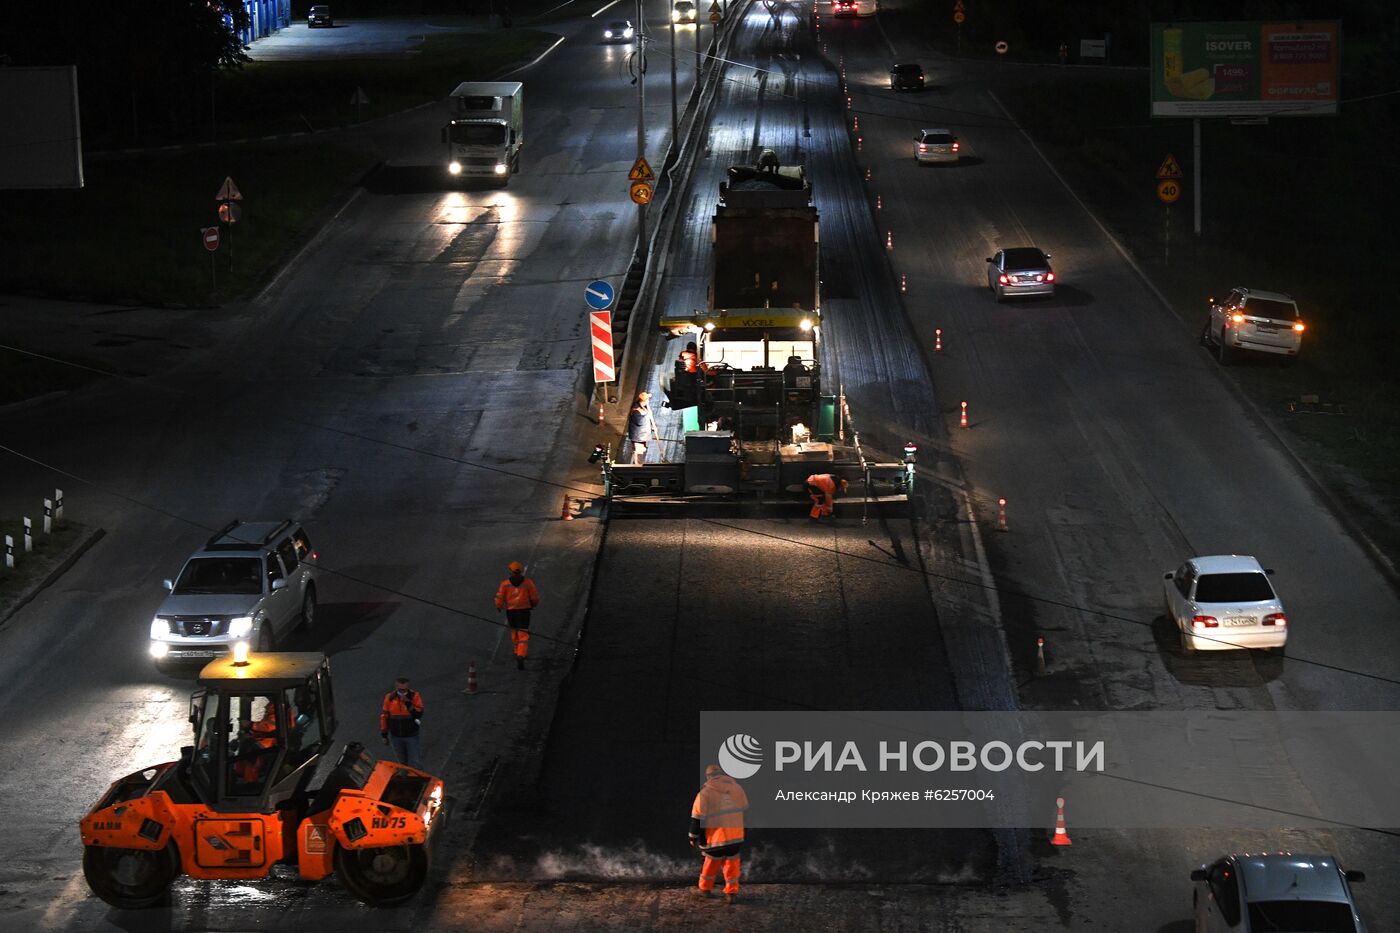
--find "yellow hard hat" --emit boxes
[508,561,524,573]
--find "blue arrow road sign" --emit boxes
[585,280,616,311]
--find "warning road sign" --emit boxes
[590,310,615,384]
[215,176,243,201]
[710,9,721,22]
[953,9,964,22]
[1157,179,1182,204]
[1156,154,1183,180]
[630,181,654,205]
[628,157,655,182]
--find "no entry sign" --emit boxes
[590,310,615,384]
[202,227,220,251]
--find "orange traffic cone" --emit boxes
[959,401,968,428]
[561,494,573,521]
[1050,796,1072,846]
[465,660,478,695]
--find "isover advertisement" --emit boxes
[1150,21,1340,117]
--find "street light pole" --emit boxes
[635,0,648,253]
[670,18,678,143]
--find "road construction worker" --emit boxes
[806,473,848,520]
[495,561,540,670]
[627,391,657,464]
[379,677,424,768]
[234,698,280,785]
[689,763,749,903]
[679,342,700,374]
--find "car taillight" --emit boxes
[1293,322,1305,332]
[1033,274,1043,282]
[1192,615,1219,629]
[311,551,319,561]
[1046,272,1055,282]
[952,141,960,151]
[919,144,927,152]
[1230,312,1245,324]
[1262,613,1286,626]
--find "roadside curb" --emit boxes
[0,526,105,630]
[987,89,1400,598]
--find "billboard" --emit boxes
[1150,21,1339,117]
[0,67,84,189]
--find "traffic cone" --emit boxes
[597,403,605,425]
[1050,796,1072,846]
[886,231,893,250]
[901,274,907,293]
[561,494,573,521]
[934,328,942,352]
[997,497,1008,531]
[959,401,968,428]
[464,661,478,695]
[1036,637,1047,674]
[876,194,882,210]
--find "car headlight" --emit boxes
[604,30,613,37]
[449,161,462,175]
[150,642,170,658]
[494,163,508,174]
[150,617,171,639]
[624,27,634,36]
[229,616,254,638]
[672,9,681,20]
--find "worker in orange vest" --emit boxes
[379,677,424,768]
[679,341,700,373]
[805,473,848,520]
[235,698,280,785]
[495,561,540,670]
[689,763,749,903]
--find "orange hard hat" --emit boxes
[508,561,524,573]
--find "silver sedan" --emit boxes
[986,247,1054,300]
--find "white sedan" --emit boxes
[1163,555,1287,653]
[1192,852,1365,932]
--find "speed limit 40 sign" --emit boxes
[1156,179,1182,204]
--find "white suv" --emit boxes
[149,520,318,671]
[1203,287,1305,365]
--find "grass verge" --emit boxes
[0,520,88,619]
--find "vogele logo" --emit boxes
[717,733,763,778]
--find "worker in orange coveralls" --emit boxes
[805,473,848,519]
[689,763,749,903]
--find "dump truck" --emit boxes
[443,81,524,185]
[709,161,819,313]
[80,652,445,908]
[601,161,908,503]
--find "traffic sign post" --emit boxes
[202,227,220,291]
[630,181,654,205]
[1156,154,1183,262]
[215,176,242,274]
[628,157,655,182]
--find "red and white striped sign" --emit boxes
[590,310,615,384]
